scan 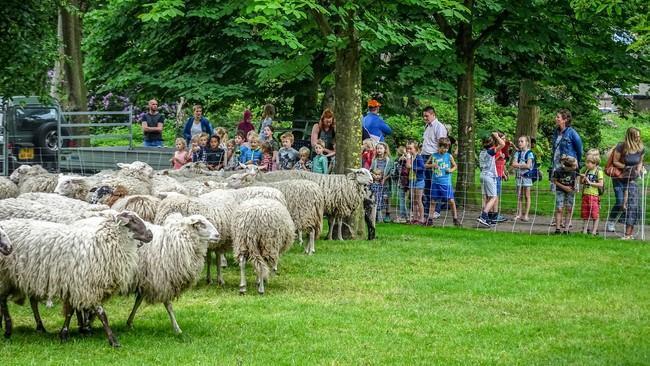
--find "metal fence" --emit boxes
[0,112,6,177]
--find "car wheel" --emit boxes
[34,122,61,155]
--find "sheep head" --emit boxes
[117,161,154,178]
[348,168,373,186]
[54,175,89,197]
[9,164,33,183]
[0,227,12,256]
[116,211,153,243]
[89,185,114,204]
[186,215,220,241]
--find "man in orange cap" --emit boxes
[362,99,392,142]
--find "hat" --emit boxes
[367,99,381,108]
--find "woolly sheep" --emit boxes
[151,173,190,196]
[0,211,152,347]
[0,177,19,199]
[126,214,219,334]
[248,168,373,240]
[18,192,109,212]
[9,164,58,194]
[90,161,154,196]
[53,174,98,201]
[232,198,295,295]
[0,198,100,223]
[200,186,287,206]
[228,177,324,255]
[154,192,235,286]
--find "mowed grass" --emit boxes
[1,225,649,365]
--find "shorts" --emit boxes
[555,190,575,209]
[410,179,425,190]
[481,175,497,197]
[581,194,600,220]
[517,176,533,188]
[431,183,455,201]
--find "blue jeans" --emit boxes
[608,179,626,223]
[421,155,432,218]
[143,140,163,147]
[398,189,408,218]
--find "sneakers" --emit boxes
[494,214,507,223]
[476,216,494,228]
[606,221,616,232]
[431,212,441,219]
[453,218,461,227]
[621,235,635,240]
[383,216,392,223]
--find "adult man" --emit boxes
[362,99,392,142]
[420,106,447,219]
[142,99,164,147]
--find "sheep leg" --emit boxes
[337,218,344,241]
[326,216,334,240]
[59,301,73,343]
[1,296,11,339]
[164,301,182,334]
[29,297,46,333]
[126,291,144,330]
[205,250,213,285]
[220,253,227,268]
[216,252,225,287]
[96,305,120,348]
[298,230,304,247]
[239,256,247,295]
[76,309,92,336]
[257,273,265,295]
[309,230,316,255]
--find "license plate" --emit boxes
[18,148,34,160]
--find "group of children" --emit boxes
[171,125,333,174]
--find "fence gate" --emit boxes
[0,108,7,176]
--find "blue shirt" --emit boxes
[552,126,583,169]
[409,154,425,182]
[239,145,262,165]
[362,112,392,142]
[430,152,452,185]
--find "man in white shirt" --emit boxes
[421,106,447,220]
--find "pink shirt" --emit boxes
[172,150,191,170]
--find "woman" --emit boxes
[183,104,213,145]
[237,109,255,140]
[310,108,336,158]
[606,127,645,239]
[551,109,583,171]
[259,104,275,141]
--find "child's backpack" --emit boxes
[520,150,542,183]
[595,167,605,196]
[398,160,409,189]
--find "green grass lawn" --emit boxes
[1,225,649,365]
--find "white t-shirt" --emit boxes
[421,118,447,155]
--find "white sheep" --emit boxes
[0,177,19,199]
[90,161,154,196]
[0,211,152,347]
[231,198,295,295]
[151,173,190,196]
[126,214,219,334]
[9,164,58,194]
[18,192,109,213]
[0,198,100,223]
[253,169,373,240]
[53,174,97,201]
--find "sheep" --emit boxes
[232,198,295,295]
[88,186,161,223]
[90,161,154,196]
[200,186,287,206]
[0,211,152,347]
[9,164,58,194]
[152,173,190,196]
[228,177,324,255]
[18,192,109,212]
[52,174,94,200]
[126,214,220,334]
[0,227,11,256]
[0,198,100,223]
[154,192,235,286]
[0,177,19,199]
[246,169,373,240]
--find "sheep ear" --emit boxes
[89,187,98,193]
[116,163,128,169]
[157,192,169,200]
[116,212,131,225]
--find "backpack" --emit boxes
[520,150,542,183]
[398,160,409,189]
[588,167,605,196]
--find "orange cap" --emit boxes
[367,99,381,108]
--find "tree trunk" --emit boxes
[515,79,539,139]
[60,1,88,146]
[454,30,477,207]
[50,12,64,100]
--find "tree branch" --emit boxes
[472,10,509,50]
[433,13,456,39]
[311,9,333,38]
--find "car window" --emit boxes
[15,108,57,130]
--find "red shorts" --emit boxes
[581,195,600,220]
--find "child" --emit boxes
[425,137,459,226]
[492,131,510,223]
[580,149,604,235]
[278,132,299,170]
[205,135,225,171]
[312,139,329,174]
[240,133,262,165]
[405,140,425,224]
[259,142,274,172]
[511,135,534,222]
[370,142,392,222]
[191,133,209,163]
[361,138,375,170]
[171,137,191,170]
[392,145,409,223]
[214,127,228,150]
[477,132,505,227]
[294,147,312,171]
[553,155,578,234]
[262,125,279,162]
[224,139,239,171]
[259,103,275,141]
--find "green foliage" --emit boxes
[0,0,58,98]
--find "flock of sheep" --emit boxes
[0,162,375,347]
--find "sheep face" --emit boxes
[54,175,87,196]
[0,227,12,255]
[350,168,373,186]
[89,185,114,204]
[9,165,32,183]
[186,215,220,241]
[116,211,154,243]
